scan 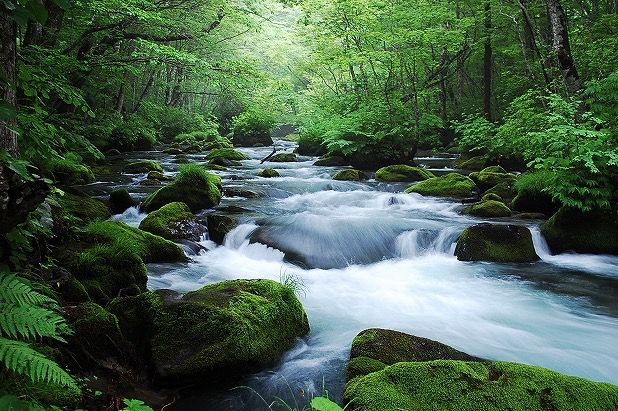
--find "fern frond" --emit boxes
[0,273,55,307]
[0,305,67,342]
[0,337,78,390]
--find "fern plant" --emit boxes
[0,272,78,391]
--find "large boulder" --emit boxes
[147,279,309,383]
[109,189,135,214]
[207,148,249,161]
[455,223,539,263]
[56,221,186,303]
[469,166,516,191]
[141,164,222,213]
[344,329,618,411]
[333,169,368,181]
[206,214,239,244]
[57,191,111,225]
[405,173,476,199]
[541,207,618,255]
[269,153,297,162]
[375,165,435,182]
[512,189,561,216]
[139,202,207,241]
[453,155,488,171]
[463,200,512,218]
[124,160,163,174]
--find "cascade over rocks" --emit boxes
[455,223,539,263]
[109,188,135,214]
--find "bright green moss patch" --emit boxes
[258,168,280,178]
[57,191,111,224]
[141,164,222,212]
[347,356,388,381]
[51,157,95,185]
[405,173,476,198]
[463,200,512,218]
[455,223,539,263]
[375,165,435,182]
[269,153,297,162]
[470,166,516,190]
[151,279,310,383]
[482,193,503,202]
[124,160,163,174]
[333,169,368,181]
[453,155,488,171]
[344,360,618,411]
[139,202,195,240]
[207,148,249,161]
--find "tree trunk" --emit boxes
[0,4,18,157]
[483,1,493,121]
[546,0,581,95]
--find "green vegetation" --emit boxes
[405,173,476,199]
[333,169,368,181]
[207,148,250,161]
[258,168,281,178]
[139,202,195,240]
[463,200,512,218]
[455,224,539,263]
[375,165,435,182]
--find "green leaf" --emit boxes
[311,396,344,411]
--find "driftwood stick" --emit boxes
[260,145,277,164]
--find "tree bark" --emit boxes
[483,1,493,121]
[546,0,581,95]
[1,4,18,157]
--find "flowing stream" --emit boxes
[85,141,618,410]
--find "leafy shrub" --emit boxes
[141,103,210,142]
[232,109,275,140]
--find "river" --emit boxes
[83,140,618,410]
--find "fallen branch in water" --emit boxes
[260,144,277,164]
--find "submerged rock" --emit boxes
[455,223,539,263]
[148,279,309,383]
[206,215,239,244]
[258,168,280,178]
[333,169,368,181]
[375,165,435,182]
[124,160,163,174]
[139,202,206,241]
[141,164,222,213]
[541,207,618,255]
[344,329,618,411]
[147,171,173,181]
[463,200,512,218]
[269,153,297,162]
[405,173,476,199]
[109,189,135,215]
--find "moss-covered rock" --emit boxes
[163,147,183,155]
[541,207,618,255]
[57,221,185,303]
[463,200,512,218]
[333,169,368,181]
[484,181,517,201]
[513,212,547,220]
[207,164,227,171]
[469,166,517,191]
[57,191,111,224]
[375,165,435,182]
[258,168,280,178]
[208,157,241,167]
[482,193,502,202]
[314,156,347,166]
[147,171,173,181]
[455,223,539,263]
[512,189,560,215]
[109,188,135,214]
[139,202,206,241]
[141,164,222,213]
[405,173,476,199]
[124,160,163,174]
[51,158,95,185]
[347,329,479,381]
[344,360,618,411]
[206,214,239,244]
[269,153,297,162]
[453,155,488,171]
[207,148,249,161]
[150,279,310,383]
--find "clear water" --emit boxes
[100,142,618,410]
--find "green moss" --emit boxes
[463,200,512,218]
[484,181,517,200]
[207,164,227,171]
[57,191,111,224]
[344,360,618,411]
[347,356,388,381]
[453,156,488,171]
[58,276,90,304]
[141,164,222,212]
[51,157,95,185]
[541,207,618,255]
[482,193,503,202]
[405,173,476,198]
[147,171,173,181]
[333,169,368,181]
[269,153,297,162]
[455,223,539,263]
[258,168,280,178]
[469,166,516,190]
[163,147,184,155]
[207,148,249,161]
[139,202,195,240]
[124,160,163,174]
[151,279,310,382]
[375,165,435,182]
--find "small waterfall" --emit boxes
[224,223,259,249]
[111,206,146,227]
[530,226,552,259]
[396,227,461,258]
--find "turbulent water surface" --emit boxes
[90,141,618,410]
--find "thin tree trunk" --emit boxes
[1,5,18,157]
[483,1,493,121]
[132,71,156,114]
[517,0,552,87]
[439,47,449,122]
[546,0,581,95]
